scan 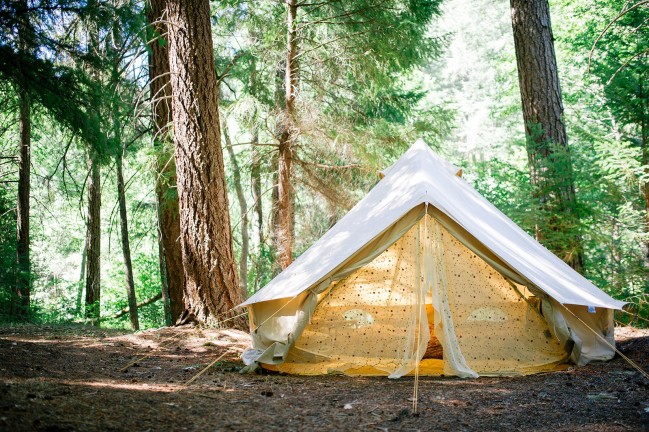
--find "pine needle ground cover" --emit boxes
[0,325,646,431]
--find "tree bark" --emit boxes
[223,120,249,296]
[166,0,246,328]
[16,65,31,319]
[641,117,649,267]
[84,151,101,323]
[147,0,185,323]
[108,16,139,332]
[276,0,299,270]
[269,150,281,276]
[15,0,30,319]
[83,0,102,325]
[77,243,86,315]
[269,61,284,275]
[249,54,264,250]
[251,142,263,246]
[156,208,172,326]
[116,155,139,330]
[510,0,584,273]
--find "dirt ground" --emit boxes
[0,324,647,432]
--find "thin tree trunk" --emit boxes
[641,118,649,267]
[15,0,30,319]
[510,0,584,273]
[84,0,102,325]
[223,120,249,296]
[270,60,284,275]
[85,151,101,323]
[270,150,281,276]
[16,68,30,319]
[77,243,86,315]
[250,145,264,292]
[116,155,139,330]
[250,132,264,291]
[276,0,299,270]
[251,142,263,245]
[109,16,139,332]
[166,0,246,329]
[249,54,263,250]
[147,0,185,323]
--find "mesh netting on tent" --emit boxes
[269,214,568,377]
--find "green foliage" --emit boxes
[218,0,448,292]
[0,83,19,322]
[102,252,164,329]
[551,0,649,322]
[0,183,17,322]
[2,0,648,329]
[428,0,649,324]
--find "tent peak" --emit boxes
[380,139,462,179]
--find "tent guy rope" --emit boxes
[118,331,184,372]
[559,304,649,381]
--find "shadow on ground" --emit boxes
[0,324,647,431]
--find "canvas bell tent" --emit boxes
[240,140,625,378]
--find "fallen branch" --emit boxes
[82,292,163,325]
[112,292,163,319]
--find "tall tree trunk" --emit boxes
[510,0,584,273]
[156,204,172,326]
[250,128,264,291]
[276,0,299,270]
[250,140,263,246]
[16,68,31,319]
[147,0,185,323]
[223,120,249,296]
[84,0,102,325]
[109,16,139,331]
[270,60,284,275]
[269,151,281,276]
[116,155,139,330]
[85,151,101,323]
[76,243,86,315]
[15,0,30,319]
[249,53,264,250]
[166,0,245,328]
[641,118,649,267]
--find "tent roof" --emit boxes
[241,140,625,310]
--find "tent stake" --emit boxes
[185,350,232,386]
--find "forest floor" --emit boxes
[0,324,647,432]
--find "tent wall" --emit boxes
[245,206,426,369]
[274,221,429,376]
[542,299,615,366]
[245,209,615,376]
[435,218,568,374]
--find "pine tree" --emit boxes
[166,0,245,328]
[510,0,585,272]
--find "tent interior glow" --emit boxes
[240,140,624,378]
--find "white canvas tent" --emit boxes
[241,140,624,378]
